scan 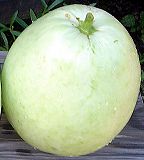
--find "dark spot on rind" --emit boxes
[65,13,71,19]
[114,40,118,43]
[91,80,97,90]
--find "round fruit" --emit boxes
[2,4,141,156]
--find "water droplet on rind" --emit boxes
[105,102,109,106]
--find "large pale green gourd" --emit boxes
[2,4,141,156]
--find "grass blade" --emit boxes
[11,30,21,37]
[90,3,97,7]
[0,23,9,32]
[140,11,144,28]
[0,23,8,30]
[41,0,48,9]
[140,58,144,64]
[63,2,67,6]
[0,28,8,32]
[0,32,9,50]
[10,10,18,28]
[30,9,37,22]
[142,71,144,81]
[47,0,64,11]
[0,46,7,51]
[10,31,16,40]
[16,17,28,28]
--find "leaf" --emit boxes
[140,11,144,28]
[41,0,48,9]
[140,53,144,63]
[10,10,18,28]
[140,11,144,20]
[11,30,21,37]
[40,0,48,15]
[0,23,8,30]
[89,3,97,7]
[0,46,7,51]
[16,17,28,28]
[47,0,64,11]
[121,14,136,27]
[130,26,136,32]
[141,34,144,43]
[0,23,9,33]
[37,11,43,18]
[0,28,8,33]
[10,31,16,40]
[141,71,144,81]
[0,32,9,50]
[140,58,144,64]
[63,2,67,6]
[30,9,37,22]
[137,26,141,31]
[141,29,144,34]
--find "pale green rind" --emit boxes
[2,4,141,156]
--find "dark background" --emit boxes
[0,0,144,23]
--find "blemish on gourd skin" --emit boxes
[114,40,118,43]
[90,79,97,90]
[88,37,96,54]
[84,79,97,101]
[65,13,71,20]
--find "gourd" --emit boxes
[2,4,141,156]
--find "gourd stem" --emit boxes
[77,12,96,36]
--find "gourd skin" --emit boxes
[2,4,141,156]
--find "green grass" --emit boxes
[0,0,65,51]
